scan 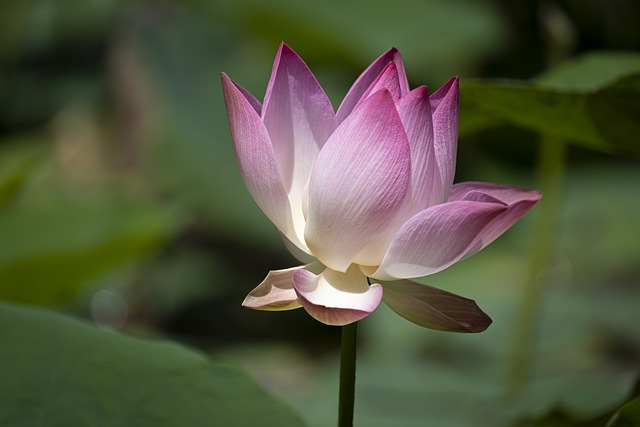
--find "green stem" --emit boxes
[506,137,566,401]
[338,321,358,427]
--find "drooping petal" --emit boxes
[262,43,337,199]
[221,73,295,241]
[242,263,324,311]
[449,182,542,259]
[373,200,507,280]
[293,266,383,326]
[380,279,492,332]
[242,267,304,311]
[337,48,409,123]
[430,77,459,200]
[305,90,411,272]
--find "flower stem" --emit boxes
[506,137,566,400]
[338,321,358,427]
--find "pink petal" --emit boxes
[221,73,294,238]
[231,80,262,115]
[380,279,492,332]
[373,200,507,280]
[353,62,403,108]
[337,48,409,123]
[353,87,438,266]
[242,266,306,311]
[449,182,542,259]
[304,90,411,272]
[293,266,383,326]
[396,86,443,211]
[262,43,337,198]
[430,77,459,200]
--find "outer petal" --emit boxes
[262,43,337,197]
[337,48,409,123]
[430,77,459,201]
[293,266,383,326]
[221,73,295,240]
[372,200,507,280]
[449,182,542,259]
[242,263,323,311]
[380,279,492,332]
[305,90,411,272]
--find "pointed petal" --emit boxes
[353,86,437,266]
[262,43,337,198]
[430,77,459,200]
[221,73,294,238]
[373,200,507,280]
[353,62,402,107]
[449,182,542,258]
[337,48,409,123]
[380,279,492,332]
[396,86,443,211]
[305,90,411,272]
[293,266,383,326]
[231,80,262,115]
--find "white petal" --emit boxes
[304,90,411,271]
[293,266,383,326]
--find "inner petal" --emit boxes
[292,265,383,325]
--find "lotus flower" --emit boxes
[221,43,541,329]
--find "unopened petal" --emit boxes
[231,80,262,115]
[262,43,337,198]
[373,200,507,280]
[293,266,383,326]
[396,86,443,211]
[354,87,437,265]
[221,73,295,240]
[353,62,403,108]
[305,90,411,272]
[337,48,409,123]
[449,182,542,259]
[430,77,459,200]
[381,280,492,332]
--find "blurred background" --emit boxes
[1,0,639,426]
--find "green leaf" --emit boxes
[0,202,173,306]
[0,143,39,210]
[607,397,640,427]
[459,52,640,154]
[535,52,640,90]
[0,302,307,427]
